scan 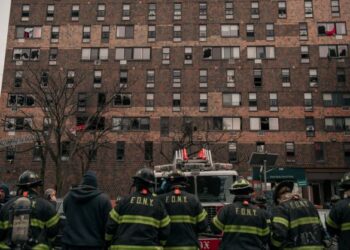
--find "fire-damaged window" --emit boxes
[5,117,32,131]
[8,94,34,107]
[13,48,40,61]
[113,93,131,107]
[6,146,16,162]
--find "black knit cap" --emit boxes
[82,170,98,188]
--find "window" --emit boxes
[221,25,239,37]
[13,48,40,61]
[32,142,42,162]
[173,25,182,42]
[21,4,30,21]
[199,3,207,19]
[122,4,130,20]
[7,94,34,107]
[305,119,317,139]
[184,47,192,64]
[331,0,340,17]
[81,48,108,61]
[145,141,153,161]
[223,93,241,106]
[116,25,134,39]
[266,24,274,40]
[301,46,310,63]
[174,3,182,20]
[101,25,110,43]
[71,5,80,21]
[66,70,75,87]
[114,93,131,107]
[309,69,318,87]
[315,142,324,161]
[173,93,181,111]
[6,147,16,162]
[285,142,295,157]
[278,1,287,18]
[253,69,262,87]
[51,26,59,43]
[82,26,91,43]
[319,45,348,58]
[248,93,257,111]
[299,23,308,40]
[162,47,170,64]
[148,25,156,42]
[115,47,151,61]
[119,70,128,87]
[148,3,156,20]
[146,70,155,88]
[93,70,102,87]
[97,4,106,21]
[16,26,42,39]
[256,142,265,153]
[199,25,207,41]
[247,46,275,59]
[46,5,54,21]
[225,2,234,19]
[336,68,346,85]
[14,71,23,87]
[318,22,346,36]
[199,69,208,88]
[228,142,237,163]
[112,117,150,131]
[281,69,290,87]
[77,93,87,111]
[304,93,313,111]
[250,117,279,131]
[324,117,350,131]
[251,2,259,19]
[41,71,49,87]
[304,0,313,18]
[202,47,240,60]
[88,144,97,162]
[43,117,52,133]
[223,118,241,130]
[269,93,278,111]
[322,93,350,107]
[246,24,255,38]
[49,48,58,62]
[200,93,208,111]
[116,142,125,161]
[97,93,106,109]
[160,117,169,136]
[5,117,32,131]
[146,93,154,111]
[226,69,235,87]
[344,143,350,165]
[173,70,181,88]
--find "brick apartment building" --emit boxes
[0,0,349,204]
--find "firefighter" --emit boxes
[271,180,325,249]
[0,170,60,250]
[326,172,350,249]
[0,184,10,209]
[211,178,270,250]
[158,170,208,250]
[105,167,170,249]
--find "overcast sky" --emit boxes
[0,0,11,93]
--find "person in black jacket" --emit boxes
[0,170,59,249]
[211,178,270,250]
[326,172,350,250]
[158,170,208,250]
[271,180,325,249]
[62,170,112,250]
[0,183,10,209]
[105,167,170,249]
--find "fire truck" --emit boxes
[154,148,238,250]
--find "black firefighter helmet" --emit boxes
[273,180,294,205]
[167,170,187,186]
[339,172,350,191]
[17,170,43,188]
[133,167,155,187]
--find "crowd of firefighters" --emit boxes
[0,168,350,250]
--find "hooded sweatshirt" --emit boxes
[62,184,112,247]
[0,184,10,207]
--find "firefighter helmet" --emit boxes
[230,178,254,194]
[17,170,42,188]
[167,170,186,182]
[253,195,267,205]
[339,172,350,190]
[133,168,155,186]
[273,180,294,204]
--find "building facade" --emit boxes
[0,0,349,204]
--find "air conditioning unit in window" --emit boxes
[94,60,101,65]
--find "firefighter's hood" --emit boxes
[69,185,102,203]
